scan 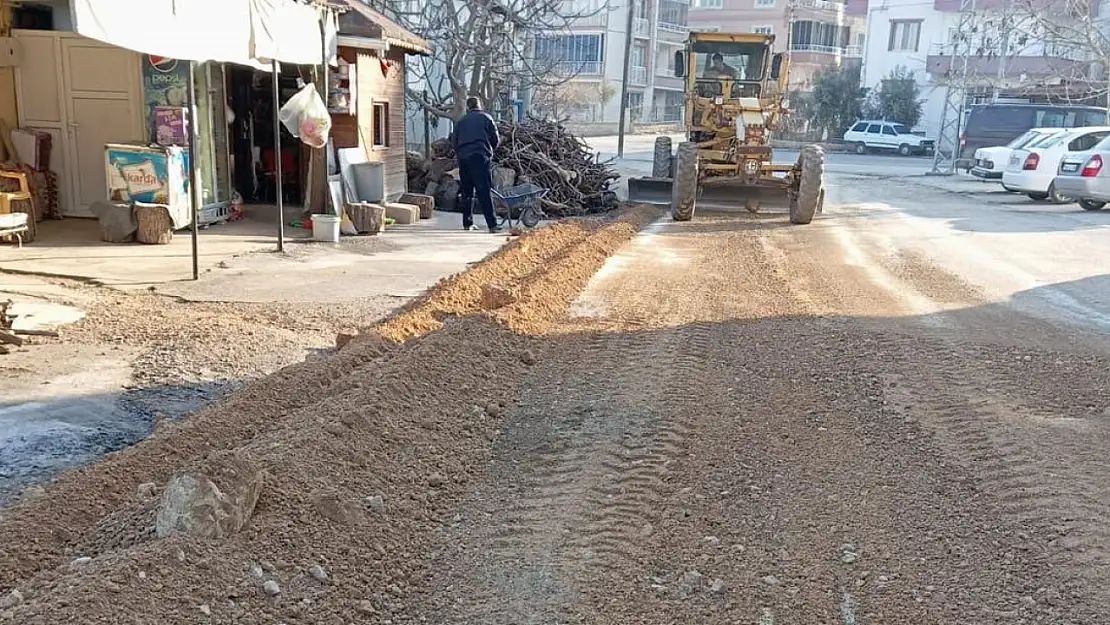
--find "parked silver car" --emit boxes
[1054,135,1110,211]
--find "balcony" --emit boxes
[552,60,605,76]
[925,53,1088,79]
[631,65,648,85]
[789,43,862,57]
[633,17,650,38]
[568,11,609,27]
[653,74,685,91]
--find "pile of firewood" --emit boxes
[407,118,620,218]
[0,300,57,354]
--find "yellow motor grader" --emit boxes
[628,32,825,224]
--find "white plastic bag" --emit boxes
[278,83,332,149]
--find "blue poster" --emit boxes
[142,55,190,143]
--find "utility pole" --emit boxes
[617,0,636,158]
[929,0,975,175]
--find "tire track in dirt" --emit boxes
[409,315,717,623]
[880,342,1110,620]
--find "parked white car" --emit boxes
[970,128,1065,183]
[1054,135,1110,211]
[1002,126,1110,202]
[843,120,936,156]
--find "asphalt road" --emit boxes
[584,133,937,177]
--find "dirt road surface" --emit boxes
[2,171,1109,623]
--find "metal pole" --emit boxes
[272,59,285,252]
[186,61,202,280]
[616,0,636,157]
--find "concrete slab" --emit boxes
[155,210,507,303]
[0,204,309,288]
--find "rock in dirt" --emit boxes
[263,580,281,596]
[678,570,704,596]
[335,330,359,350]
[0,590,23,609]
[762,575,779,586]
[365,495,386,515]
[520,350,536,366]
[136,482,158,499]
[154,453,264,539]
[310,564,329,583]
[311,489,366,525]
[428,473,448,488]
[480,284,516,310]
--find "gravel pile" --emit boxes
[0,206,662,624]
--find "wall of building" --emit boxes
[0,1,15,132]
[355,47,410,199]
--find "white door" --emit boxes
[61,38,143,217]
[13,32,69,215]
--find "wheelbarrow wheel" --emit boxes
[521,206,541,228]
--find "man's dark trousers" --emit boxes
[458,154,497,230]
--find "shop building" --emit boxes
[0,0,428,256]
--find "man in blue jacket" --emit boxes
[452,97,502,233]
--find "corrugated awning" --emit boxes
[336,0,432,56]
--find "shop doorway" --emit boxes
[226,65,306,206]
[13,30,145,218]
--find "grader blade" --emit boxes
[626,177,674,206]
[696,182,790,213]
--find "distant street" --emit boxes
[585,133,936,177]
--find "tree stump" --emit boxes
[346,202,385,234]
[398,193,435,219]
[134,203,174,244]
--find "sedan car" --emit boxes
[971,127,1065,183]
[1002,126,1110,202]
[843,120,935,156]
[1053,135,1110,211]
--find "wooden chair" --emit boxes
[0,170,36,246]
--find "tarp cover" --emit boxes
[71,0,335,67]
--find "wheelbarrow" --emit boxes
[492,183,548,229]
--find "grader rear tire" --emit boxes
[790,145,825,225]
[672,142,698,222]
[652,136,673,178]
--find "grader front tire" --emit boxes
[790,145,825,225]
[652,136,673,178]
[671,142,698,222]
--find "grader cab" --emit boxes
[627,32,826,224]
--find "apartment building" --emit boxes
[532,0,690,126]
[862,0,1098,137]
[688,0,867,91]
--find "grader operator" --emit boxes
[628,32,826,225]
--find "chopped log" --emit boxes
[134,203,174,245]
[346,202,385,235]
[13,328,59,337]
[0,329,24,346]
[397,193,435,219]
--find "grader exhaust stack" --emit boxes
[626,32,825,224]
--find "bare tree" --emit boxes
[1015,0,1109,113]
[367,0,605,121]
[532,79,617,121]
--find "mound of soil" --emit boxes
[0,205,661,624]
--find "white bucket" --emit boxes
[310,214,341,243]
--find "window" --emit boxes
[1070,131,1109,152]
[752,25,773,35]
[851,122,869,132]
[755,0,776,6]
[881,125,897,136]
[791,20,851,50]
[659,0,688,27]
[372,102,389,148]
[888,20,921,52]
[693,0,723,7]
[891,123,912,135]
[535,34,605,73]
[632,42,648,68]
[866,124,881,133]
